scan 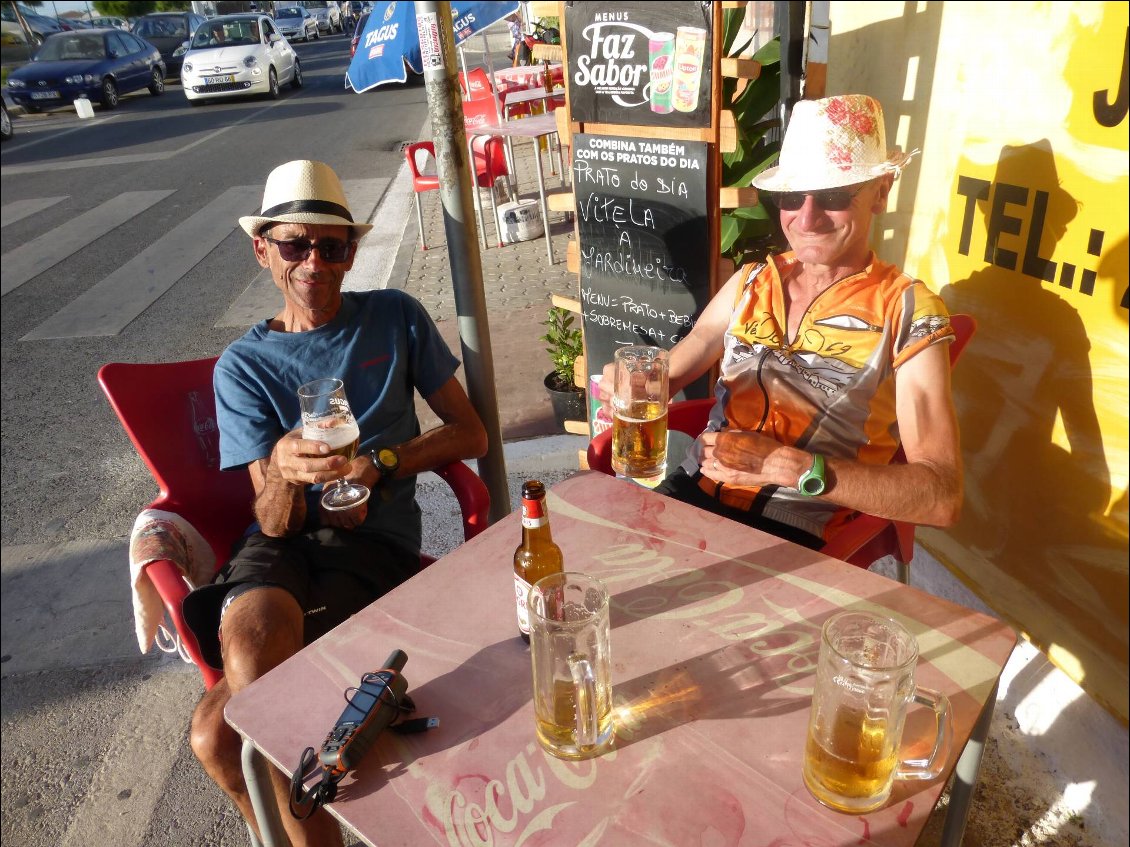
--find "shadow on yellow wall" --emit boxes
[936,140,1128,720]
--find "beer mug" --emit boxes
[611,345,670,482]
[803,611,951,813]
[529,572,614,759]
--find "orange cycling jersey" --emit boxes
[684,251,954,540]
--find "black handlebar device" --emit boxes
[319,649,409,777]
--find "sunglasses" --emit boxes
[771,184,867,212]
[262,236,354,263]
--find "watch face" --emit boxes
[377,448,398,470]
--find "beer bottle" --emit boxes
[513,480,563,643]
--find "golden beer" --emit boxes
[534,679,614,760]
[802,706,899,813]
[305,421,360,462]
[612,401,668,479]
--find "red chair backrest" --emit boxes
[99,359,254,565]
[462,95,502,132]
[470,135,508,187]
[458,67,493,100]
[404,141,439,192]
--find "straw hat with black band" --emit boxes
[238,159,373,240]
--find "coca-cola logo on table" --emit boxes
[566,1,712,128]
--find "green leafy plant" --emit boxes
[541,306,583,392]
[720,10,786,269]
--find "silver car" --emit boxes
[273,6,318,42]
[303,0,342,34]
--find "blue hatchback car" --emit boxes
[6,28,166,112]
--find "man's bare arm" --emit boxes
[249,430,352,536]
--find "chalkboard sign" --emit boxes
[565,1,713,129]
[573,132,712,411]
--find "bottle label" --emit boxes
[521,497,548,529]
[514,574,533,634]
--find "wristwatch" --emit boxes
[798,453,826,497]
[370,447,400,487]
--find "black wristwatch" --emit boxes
[798,453,826,497]
[370,447,400,487]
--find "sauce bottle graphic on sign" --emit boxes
[672,26,707,113]
[648,32,675,114]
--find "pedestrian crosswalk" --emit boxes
[1,177,395,339]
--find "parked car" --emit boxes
[273,6,318,43]
[181,14,301,105]
[303,0,342,34]
[349,11,368,58]
[5,28,166,111]
[1,99,12,141]
[132,11,207,78]
[1,3,64,45]
[90,16,131,32]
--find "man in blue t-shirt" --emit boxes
[182,160,487,846]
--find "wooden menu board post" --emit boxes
[537,0,760,444]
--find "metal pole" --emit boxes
[415,1,511,523]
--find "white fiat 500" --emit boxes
[181,13,301,105]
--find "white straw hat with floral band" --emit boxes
[752,94,919,193]
[239,159,373,239]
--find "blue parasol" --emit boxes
[346,0,520,93]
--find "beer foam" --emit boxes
[304,421,359,449]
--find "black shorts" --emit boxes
[656,467,824,550]
[181,528,418,671]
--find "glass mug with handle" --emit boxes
[529,572,614,759]
[803,611,952,813]
[296,378,370,511]
[611,345,669,483]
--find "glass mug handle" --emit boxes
[568,653,600,747]
[896,685,952,780]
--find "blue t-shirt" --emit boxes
[213,290,459,556]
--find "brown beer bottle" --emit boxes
[513,480,564,643]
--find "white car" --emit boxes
[181,13,302,105]
[273,6,319,43]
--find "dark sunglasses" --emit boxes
[262,236,354,263]
[771,184,867,212]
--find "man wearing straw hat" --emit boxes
[182,160,487,846]
[603,94,961,550]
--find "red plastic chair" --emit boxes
[404,137,509,251]
[99,357,491,690]
[457,67,494,100]
[404,142,440,250]
[587,315,977,583]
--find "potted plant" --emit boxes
[541,306,586,428]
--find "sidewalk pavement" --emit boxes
[392,119,580,442]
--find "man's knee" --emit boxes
[190,683,238,770]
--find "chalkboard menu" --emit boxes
[565,1,713,129]
[573,132,712,404]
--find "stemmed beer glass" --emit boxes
[297,378,369,511]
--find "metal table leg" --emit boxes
[532,136,554,264]
[242,737,292,847]
[940,681,999,847]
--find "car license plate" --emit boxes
[204,75,234,85]
[30,91,60,100]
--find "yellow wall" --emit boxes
[826,1,1129,723]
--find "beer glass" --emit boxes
[803,611,952,813]
[529,572,614,759]
[297,378,369,512]
[611,345,669,482]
